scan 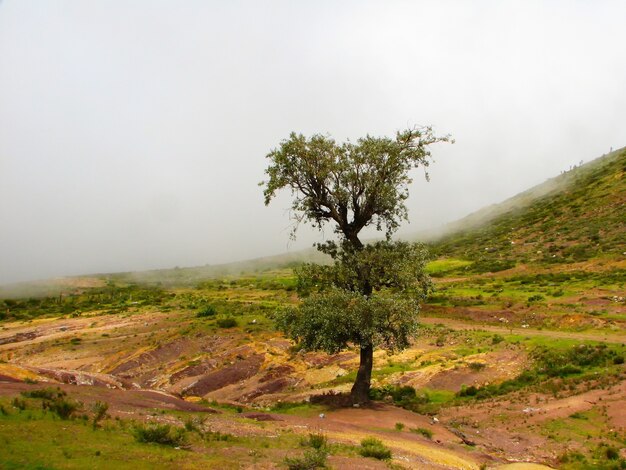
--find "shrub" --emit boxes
[300,432,328,450]
[204,430,235,442]
[11,398,27,410]
[133,423,186,446]
[22,387,65,400]
[197,305,217,318]
[395,422,405,431]
[359,437,391,460]
[91,401,109,429]
[491,334,504,345]
[216,318,238,328]
[284,448,328,470]
[410,427,433,439]
[184,415,206,434]
[468,362,486,371]
[44,397,80,420]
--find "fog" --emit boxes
[1,1,625,284]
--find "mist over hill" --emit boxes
[1,146,623,299]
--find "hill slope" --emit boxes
[430,148,626,268]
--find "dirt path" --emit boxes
[420,316,626,344]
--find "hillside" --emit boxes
[429,148,626,268]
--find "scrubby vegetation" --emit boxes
[358,437,392,460]
[132,423,187,447]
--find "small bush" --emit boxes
[468,362,486,372]
[410,427,433,439]
[204,430,235,442]
[395,422,405,431]
[91,401,109,429]
[44,397,80,420]
[604,445,620,460]
[11,398,27,410]
[0,404,8,415]
[284,448,328,470]
[22,387,66,400]
[216,318,238,328]
[133,423,186,447]
[300,432,328,450]
[197,305,217,318]
[558,450,586,464]
[359,437,391,460]
[491,334,504,345]
[184,416,204,433]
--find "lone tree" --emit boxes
[262,127,452,403]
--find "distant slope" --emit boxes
[0,249,330,297]
[429,147,626,267]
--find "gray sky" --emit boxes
[1,1,625,284]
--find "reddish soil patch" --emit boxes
[259,364,294,382]
[0,331,38,346]
[0,374,21,383]
[303,351,356,368]
[170,360,218,383]
[110,337,193,376]
[239,377,293,401]
[183,354,265,396]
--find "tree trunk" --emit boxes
[351,343,373,404]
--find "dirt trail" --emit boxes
[420,316,626,344]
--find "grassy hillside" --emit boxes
[430,148,626,269]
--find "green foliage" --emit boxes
[0,283,169,321]
[262,127,451,239]
[21,388,66,401]
[458,343,625,400]
[216,317,238,328]
[43,396,80,420]
[196,305,217,317]
[284,448,328,470]
[491,334,505,345]
[277,241,432,357]
[359,437,391,460]
[300,432,328,450]
[369,385,416,403]
[468,362,486,371]
[296,240,432,299]
[277,287,421,354]
[91,401,108,429]
[410,427,433,439]
[132,423,186,447]
[394,422,405,431]
[11,398,27,411]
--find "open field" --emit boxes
[1,263,624,469]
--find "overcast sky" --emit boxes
[1,1,625,284]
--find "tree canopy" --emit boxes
[262,127,452,244]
